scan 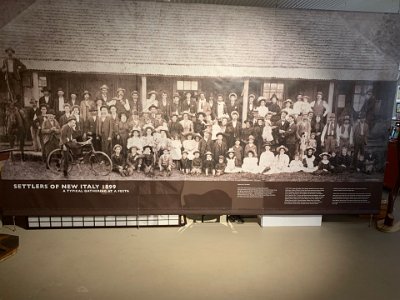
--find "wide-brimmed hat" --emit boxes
[41,87,51,93]
[113,144,122,151]
[248,94,256,99]
[100,84,109,90]
[193,133,202,139]
[276,145,288,153]
[205,151,213,156]
[305,146,316,152]
[116,88,126,93]
[263,142,272,148]
[216,132,225,138]
[148,90,157,96]
[67,116,76,122]
[182,150,189,155]
[130,127,141,135]
[148,104,158,111]
[197,112,206,118]
[56,87,64,92]
[142,145,153,153]
[343,115,351,121]
[283,99,293,105]
[83,90,91,96]
[257,96,267,103]
[231,111,239,117]
[193,150,200,155]
[229,92,237,99]
[128,145,139,151]
[218,155,225,160]
[319,152,331,158]
[5,47,15,54]
[248,135,255,141]
[171,112,179,118]
[131,90,138,96]
[143,124,155,133]
[173,92,180,98]
[71,105,80,111]
[227,148,235,154]
[99,105,108,111]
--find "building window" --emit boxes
[353,83,373,112]
[177,80,198,91]
[263,82,284,100]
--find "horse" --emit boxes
[5,101,27,160]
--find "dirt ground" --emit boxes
[1,156,384,182]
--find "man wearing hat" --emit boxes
[247,94,256,120]
[59,115,79,177]
[54,87,67,118]
[226,110,242,148]
[39,87,54,110]
[2,47,26,101]
[69,92,80,107]
[84,109,100,150]
[213,132,228,160]
[274,110,289,146]
[168,113,183,137]
[226,92,241,117]
[158,91,171,121]
[80,90,95,122]
[196,91,211,116]
[198,130,213,158]
[337,115,353,152]
[96,105,113,156]
[170,93,181,117]
[41,109,61,161]
[27,99,41,152]
[181,91,196,114]
[96,84,110,104]
[59,103,72,127]
[143,90,158,112]
[285,114,298,160]
[321,112,338,153]
[353,112,369,165]
[193,112,207,135]
[212,94,228,120]
[310,91,328,118]
[115,88,131,117]
[130,90,142,115]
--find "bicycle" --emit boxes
[46,138,113,176]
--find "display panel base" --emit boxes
[258,215,322,227]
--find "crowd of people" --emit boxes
[21,84,377,177]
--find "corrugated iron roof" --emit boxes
[0,0,397,80]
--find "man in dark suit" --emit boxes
[84,109,99,150]
[27,99,41,152]
[213,132,228,159]
[181,91,196,113]
[170,93,181,117]
[96,105,113,156]
[285,114,298,160]
[39,87,54,110]
[226,93,241,118]
[198,130,213,158]
[68,92,80,107]
[274,111,289,145]
[226,111,242,148]
[2,47,26,102]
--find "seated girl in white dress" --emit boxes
[241,150,259,174]
[225,148,242,173]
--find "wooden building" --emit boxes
[0,0,398,122]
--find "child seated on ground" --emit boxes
[302,147,317,173]
[142,145,155,177]
[159,148,173,176]
[203,151,215,176]
[316,152,333,174]
[289,154,304,172]
[241,150,259,174]
[180,150,191,174]
[270,145,290,174]
[111,144,127,176]
[258,142,275,173]
[335,147,352,173]
[126,145,142,175]
[191,150,202,175]
[364,152,376,174]
[356,154,366,173]
[215,155,226,176]
[225,148,241,173]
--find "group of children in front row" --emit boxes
[110,138,377,177]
